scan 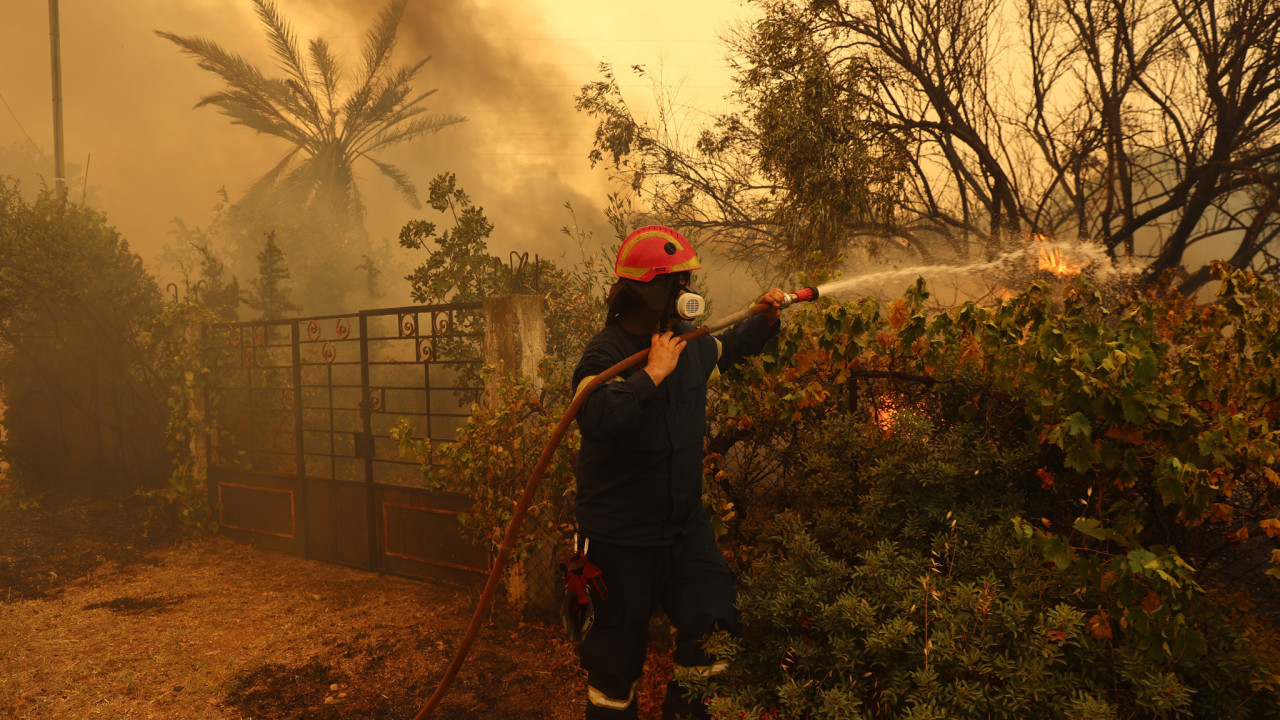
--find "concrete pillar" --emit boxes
[482,294,546,393]
[481,295,557,611]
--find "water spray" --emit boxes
[810,241,1119,301]
[411,286,821,719]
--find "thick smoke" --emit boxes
[0,0,613,312]
[1,0,769,314]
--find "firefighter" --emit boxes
[570,225,785,719]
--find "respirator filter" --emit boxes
[674,291,705,320]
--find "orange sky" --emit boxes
[0,0,759,302]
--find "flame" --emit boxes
[1038,245,1085,277]
[872,400,900,436]
[1029,233,1085,278]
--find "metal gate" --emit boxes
[206,302,489,583]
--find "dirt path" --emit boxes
[1,532,598,719]
[0,493,687,719]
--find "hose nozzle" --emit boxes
[781,286,820,309]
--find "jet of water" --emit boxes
[814,242,1116,300]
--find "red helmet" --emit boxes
[614,226,702,282]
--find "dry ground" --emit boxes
[0,495,677,719]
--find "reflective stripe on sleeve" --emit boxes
[588,681,637,710]
[574,374,624,398]
[709,338,723,382]
[574,375,598,397]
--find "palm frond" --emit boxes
[280,79,328,141]
[198,89,310,144]
[361,0,407,81]
[274,154,335,214]
[155,31,274,98]
[348,85,444,149]
[160,0,455,228]
[240,146,304,207]
[308,38,342,126]
[344,0,408,129]
[344,58,438,147]
[360,154,420,208]
[358,112,467,155]
[157,31,312,142]
[252,0,304,83]
[252,0,325,135]
[354,58,429,124]
[296,153,366,225]
[280,148,364,225]
[334,160,366,225]
[276,153,323,193]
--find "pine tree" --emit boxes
[191,242,243,320]
[245,231,300,320]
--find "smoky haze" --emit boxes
[0,0,615,310]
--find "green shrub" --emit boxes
[0,180,169,495]
[695,268,1280,718]
[394,181,610,569]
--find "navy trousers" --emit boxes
[578,520,738,719]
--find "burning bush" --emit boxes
[697,265,1280,717]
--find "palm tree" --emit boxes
[157,0,463,233]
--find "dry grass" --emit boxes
[0,535,593,719]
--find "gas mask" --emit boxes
[619,273,701,326]
[612,273,706,331]
[673,288,705,320]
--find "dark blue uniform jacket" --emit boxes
[571,315,779,546]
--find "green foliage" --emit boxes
[163,196,246,321]
[392,369,578,565]
[0,179,217,532]
[576,55,900,278]
[400,172,502,303]
[694,267,1280,717]
[394,179,609,585]
[577,0,1280,288]
[148,302,219,537]
[734,0,904,264]
[390,324,602,579]
[0,179,170,495]
[190,240,245,320]
[164,185,364,315]
[400,173,613,370]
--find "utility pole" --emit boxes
[48,0,66,202]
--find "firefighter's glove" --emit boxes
[559,548,607,643]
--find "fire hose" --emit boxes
[411,286,819,719]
